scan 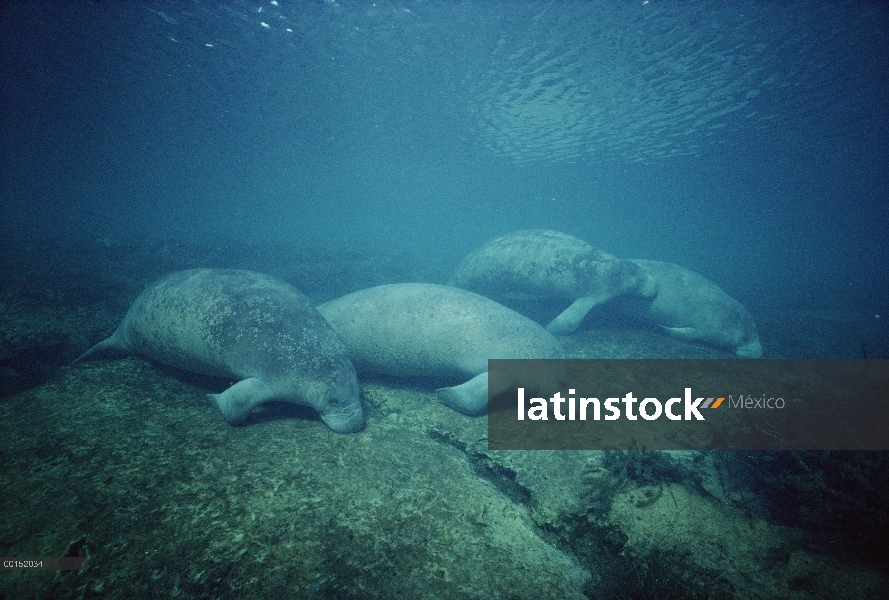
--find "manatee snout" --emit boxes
[319,391,366,433]
[735,338,763,359]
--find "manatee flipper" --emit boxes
[546,296,606,336]
[436,372,489,416]
[658,325,704,341]
[209,377,277,425]
[73,336,129,363]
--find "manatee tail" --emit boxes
[436,372,489,416]
[73,335,128,363]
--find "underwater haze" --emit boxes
[4,2,889,599]
[2,0,887,315]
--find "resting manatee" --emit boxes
[316,283,565,415]
[604,260,763,358]
[451,230,657,336]
[75,269,364,433]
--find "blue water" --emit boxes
[2,0,887,314]
[2,4,889,597]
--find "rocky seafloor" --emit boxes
[1,238,887,599]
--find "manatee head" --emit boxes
[320,399,365,433]
[735,335,763,358]
[314,365,365,433]
[719,305,763,358]
[723,301,763,358]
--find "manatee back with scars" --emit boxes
[451,230,657,335]
[75,269,364,432]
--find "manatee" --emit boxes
[451,230,657,336]
[316,283,565,415]
[605,260,763,358]
[75,269,364,432]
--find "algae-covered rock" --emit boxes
[0,360,589,599]
[0,292,118,396]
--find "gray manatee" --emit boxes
[75,269,364,433]
[316,283,565,415]
[609,260,763,358]
[451,230,657,336]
